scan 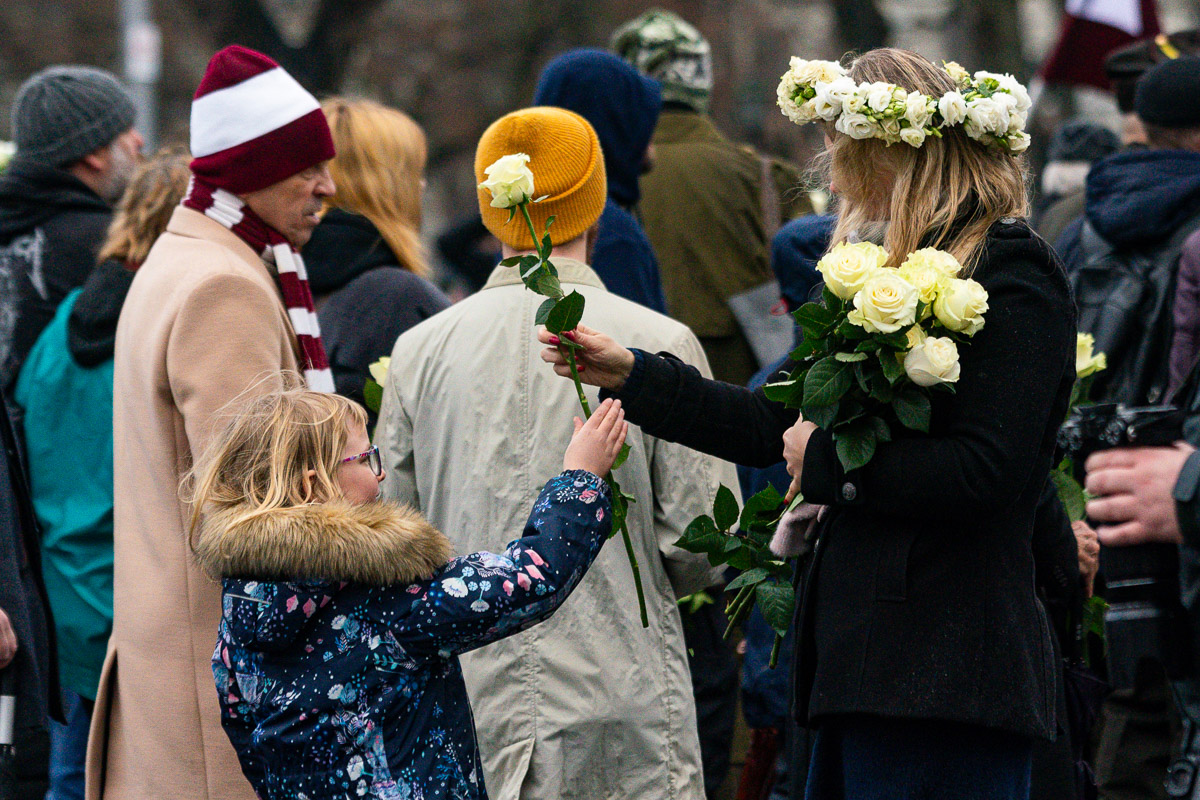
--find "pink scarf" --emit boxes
[182,176,334,393]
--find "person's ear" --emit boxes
[77,143,111,174]
[301,468,317,503]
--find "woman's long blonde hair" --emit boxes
[97,145,191,266]
[321,97,430,277]
[825,49,1029,272]
[186,376,368,537]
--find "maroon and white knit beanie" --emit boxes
[189,45,334,194]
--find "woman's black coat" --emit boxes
[605,220,1076,740]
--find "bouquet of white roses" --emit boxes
[763,241,988,471]
[674,242,989,666]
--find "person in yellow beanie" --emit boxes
[376,106,738,800]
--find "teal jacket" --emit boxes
[15,289,114,700]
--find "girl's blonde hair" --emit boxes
[97,145,192,266]
[187,376,368,537]
[321,97,430,277]
[824,49,1029,272]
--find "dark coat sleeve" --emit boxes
[799,244,1076,523]
[605,349,798,468]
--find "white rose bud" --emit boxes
[865,82,895,114]
[816,241,889,300]
[933,278,989,335]
[847,270,920,334]
[938,91,967,127]
[1006,131,1031,153]
[1076,333,1108,378]
[904,337,962,386]
[900,126,927,148]
[825,76,857,105]
[905,92,933,130]
[836,111,878,140]
[479,153,535,209]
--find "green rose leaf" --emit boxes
[763,378,803,406]
[834,421,877,472]
[541,233,553,260]
[536,271,564,302]
[727,567,770,592]
[545,290,585,333]
[802,356,852,408]
[739,484,783,532]
[612,442,632,470]
[714,484,740,531]
[801,400,839,430]
[893,388,932,433]
[867,415,892,443]
[363,379,383,414]
[676,515,724,555]
[518,255,541,279]
[835,351,868,363]
[499,255,524,267]
[1050,461,1087,522]
[546,215,556,230]
[756,581,796,636]
[534,297,557,326]
[878,350,906,384]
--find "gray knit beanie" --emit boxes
[11,65,137,167]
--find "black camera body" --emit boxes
[1058,403,1190,691]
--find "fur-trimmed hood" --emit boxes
[194,500,454,585]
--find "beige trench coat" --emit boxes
[377,258,740,800]
[86,207,301,800]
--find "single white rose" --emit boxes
[847,270,919,334]
[933,278,989,335]
[865,82,896,114]
[900,126,926,148]
[816,241,889,300]
[368,356,390,385]
[897,252,951,304]
[905,323,928,351]
[965,96,1009,138]
[905,92,933,130]
[901,247,962,278]
[904,336,961,386]
[812,85,842,121]
[880,117,903,141]
[1076,333,1108,378]
[825,76,858,105]
[836,111,878,140]
[1006,130,1031,153]
[792,58,846,86]
[479,153,535,209]
[944,61,971,87]
[938,91,967,127]
[843,88,867,114]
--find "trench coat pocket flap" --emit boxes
[491,735,535,800]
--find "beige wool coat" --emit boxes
[376,258,740,800]
[85,207,301,800]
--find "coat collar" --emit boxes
[651,109,726,146]
[166,205,277,279]
[194,500,454,585]
[481,255,607,292]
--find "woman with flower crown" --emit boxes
[536,47,1076,799]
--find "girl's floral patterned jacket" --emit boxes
[194,469,612,800]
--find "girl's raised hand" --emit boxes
[538,324,636,390]
[563,398,628,477]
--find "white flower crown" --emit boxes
[777,58,1031,153]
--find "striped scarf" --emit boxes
[182,176,334,393]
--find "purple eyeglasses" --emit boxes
[341,445,383,477]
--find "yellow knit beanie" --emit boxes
[475,106,607,251]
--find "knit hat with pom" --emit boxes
[189,45,334,194]
[475,107,606,250]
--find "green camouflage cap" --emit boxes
[610,9,712,112]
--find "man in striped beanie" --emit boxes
[87,45,334,800]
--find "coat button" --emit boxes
[841,482,857,501]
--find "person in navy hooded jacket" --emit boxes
[534,48,668,313]
[192,384,628,800]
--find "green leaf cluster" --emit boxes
[759,290,948,472]
[675,485,801,667]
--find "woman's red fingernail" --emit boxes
[548,335,560,345]
[563,331,576,341]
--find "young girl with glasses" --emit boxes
[189,381,627,800]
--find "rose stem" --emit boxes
[518,199,648,627]
[722,583,756,640]
[769,634,783,669]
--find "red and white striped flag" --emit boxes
[1040,0,1162,89]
